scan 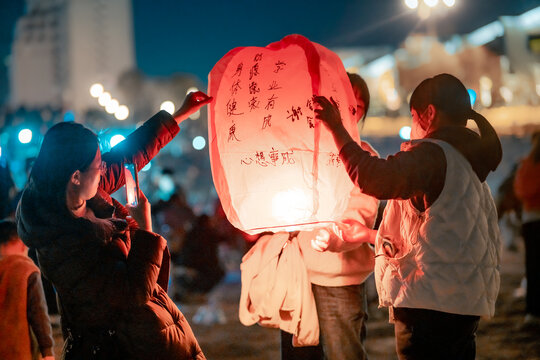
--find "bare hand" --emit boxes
[332,219,376,245]
[313,96,343,131]
[173,91,213,125]
[42,356,55,360]
[311,228,331,252]
[126,189,152,232]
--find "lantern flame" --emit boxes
[272,188,312,224]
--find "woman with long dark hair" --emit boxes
[16,91,211,359]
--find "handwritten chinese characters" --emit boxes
[241,147,295,167]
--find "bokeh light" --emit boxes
[467,89,477,106]
[105,99,119,114]
[98,92,111,106]
[160,100,175,114]
[115,105,129,120]
[404,0,418,9]
[192,136,206,150]
[89,83,104,98]
[110,134,125,147]
[442,0,455,7]
[18,129,33,144]
[399,126,412,140]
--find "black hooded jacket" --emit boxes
[16,111,205,359]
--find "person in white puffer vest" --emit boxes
[314,73,502,360]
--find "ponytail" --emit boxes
[468,110,502,171]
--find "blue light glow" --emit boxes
[63,110,75,122]
[399,126,411,140]
[192,136,206,150]
[141,162,151,172]
[467,89,477,107]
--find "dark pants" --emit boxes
[393,307,480,360]
[281,283,368,360]
[523,220,540,316]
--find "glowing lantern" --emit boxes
[208,34,360,235]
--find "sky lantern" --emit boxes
[208,34,360,235]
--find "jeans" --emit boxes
[393,307,480,360]
[281,283,368,360]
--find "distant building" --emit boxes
[9,0,135,115]
[335,5,540,118]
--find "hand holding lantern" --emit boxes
[173,91,213,125]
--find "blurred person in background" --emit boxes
[16,91,211,359]
[153,186,196,264]
[514,130,540,328]
[0,219,55,360]
[0,160,17,219]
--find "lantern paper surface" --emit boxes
[208,34,360,235]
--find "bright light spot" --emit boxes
[467,89,477,107]
[190,110,201,120]
[442,0,455,7]
[110,134,125,147]
[98,92,111,106]
[386,89,401,111]
[159,176,175,194]
[399,126,412,140]
[500,87,513,103]
[105,99,119,114]
[0,146,2,157]
[160,100,175,114]
[404,0,418,9]
[63,110,75,122]
[115,105,129,120]
[480,90,492,107]
[192,136,206,150]
[272,189,311,224]
[479,76,493,89]
[89,83,104,98]
[141,162,151,172]
[424,0,438,7]
[18,129,32,144]
[186,86,199,95]
[536,84,540,97]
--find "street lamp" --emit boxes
[442,0,455,7]
[115,105,129,120]
[405,0,456,17]
[404,0,456,32]
[405,0,418,9]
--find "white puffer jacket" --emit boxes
[375,139,501,317]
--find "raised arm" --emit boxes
[99,91,212,194]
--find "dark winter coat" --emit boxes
[16,111,205,360]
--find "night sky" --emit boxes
[0,0,538,104]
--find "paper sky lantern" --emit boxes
[208,34,360,235]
